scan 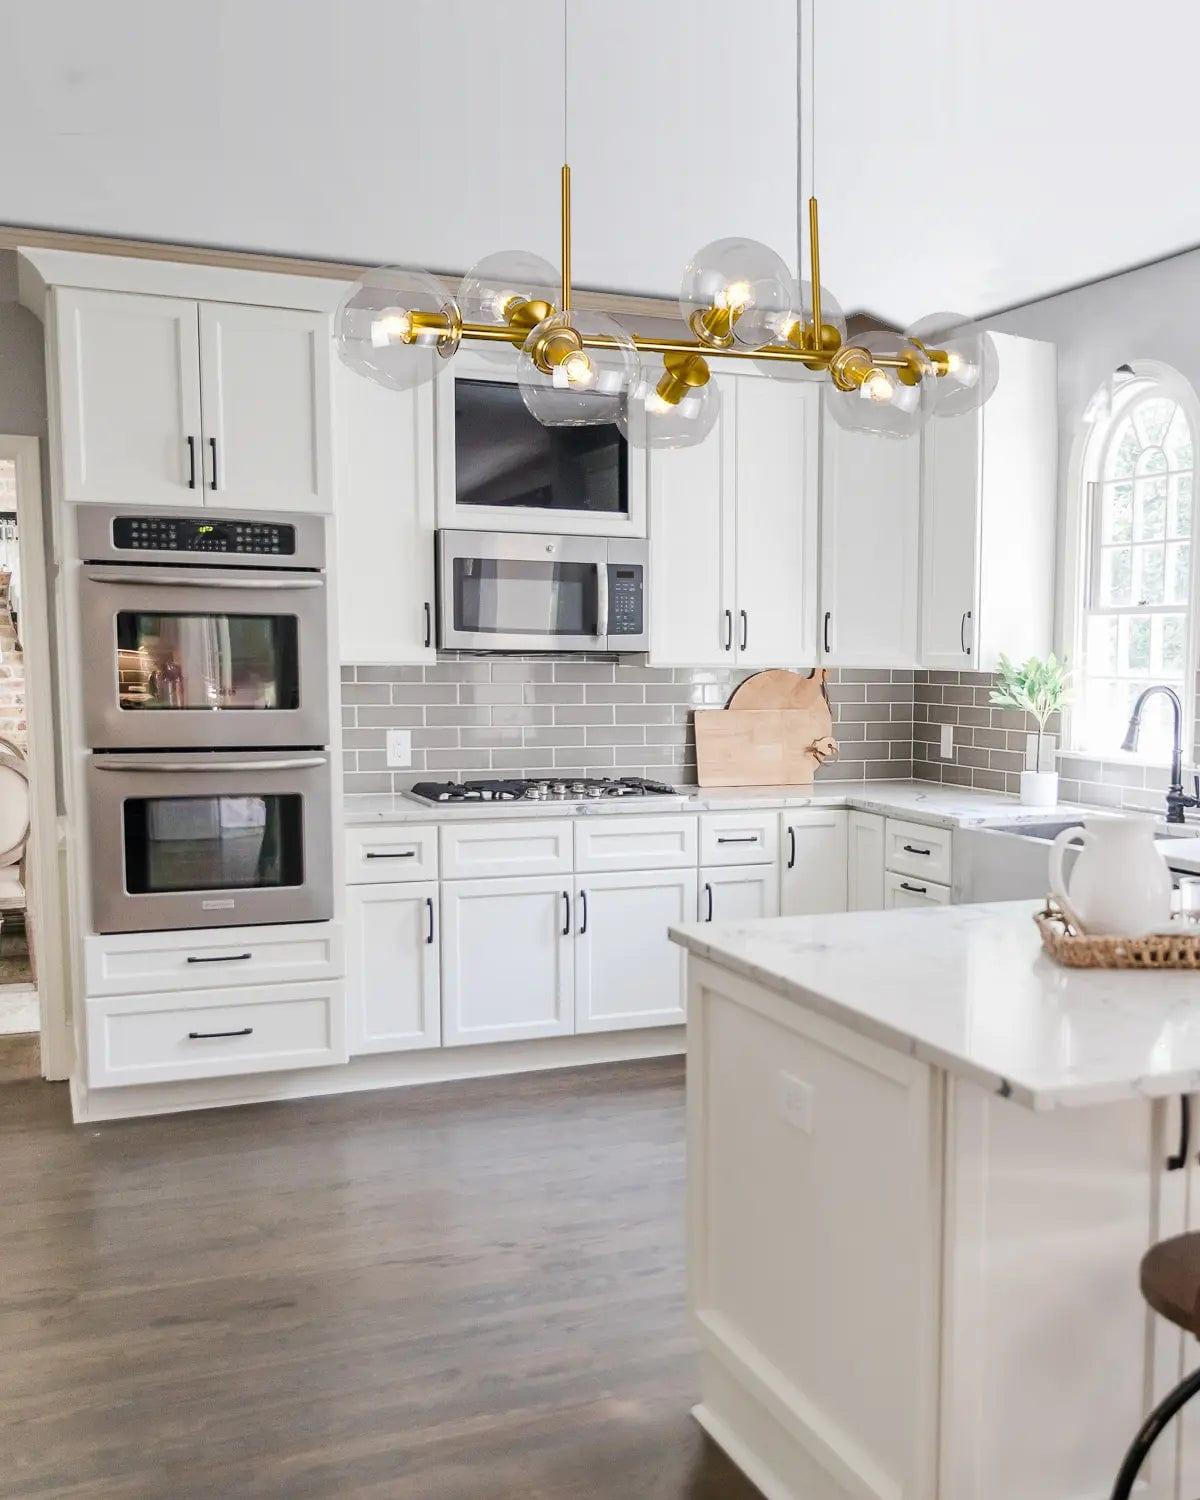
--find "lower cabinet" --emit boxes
[346,882,441,1054]
[441,875,575,1046]
[575,868,697,1033]
[780,809,849,915]
[847,810,887,911]
[884,869,952,909]
[700,863,780,923]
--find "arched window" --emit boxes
[1073,370,1198,762]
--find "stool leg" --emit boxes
[1111,1363,1200,1500]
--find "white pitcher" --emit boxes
[1048,818,1172,936]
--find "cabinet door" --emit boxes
[919,408,981,669]
[335,366,436,662]
[199,302,333,513]
[700,863,781,923]
[55,288,202,507]
[648,372,733,666]
[733,376,819,666]
[847,810,886,911]
[441,876,574,1046]
[884,870,951,908]
[780,809,849,915]
[346,883,440,1055]
[820,402,920,666]
[575,869,696,1033]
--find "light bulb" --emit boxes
[903,312,999,417]
[371,309,413,347]
[490,290,521,321]
[719,279,753,313]
[680,238,794,352]
[645,390,673,416]
[944,349,964,375]
[863,370,895,404]
[336,266,461,393]
[561,349,594,388]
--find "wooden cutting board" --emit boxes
[694,705,835,787]
[727,668,828,712]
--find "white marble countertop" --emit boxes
[670,899,1200,1111]
[343,779,1098,830]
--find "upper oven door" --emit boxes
[79,565,329,749]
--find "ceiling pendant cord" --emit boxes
[561,0,571,312]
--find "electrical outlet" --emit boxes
[778,1072,814,1134]
[385,729,412,768]
[939,723,954,760]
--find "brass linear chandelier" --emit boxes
[335,6,997,449]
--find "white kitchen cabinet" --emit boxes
[53,287,334,513]
[441,875,574,1045]
[650,371,819,667]
[847,810,886,911]
[574,868,696,1033]
[884,869,952,908]
[335,367,436,662]
[346,883,440,1054]
[198,302,333,514]
[820,402,921,666]
[780,808,849,915]
[920,331,1057,670]
[700,863,780,923]
[55,288,203,508]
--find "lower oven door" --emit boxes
[87,750,333,934]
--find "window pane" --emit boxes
[1163,615,1186,672]
[1103,482,1133,543]
[1100,547,1133,605]
[1125,615,1151,670]
[1135,545,1165,605]
[1136,446,1168,477]
[1135,477,1168,540]
[1086,614,1118,674]
[1106,417,1138,479]
[1134,397,1175,447]
[1166,405,1193,469]
[1167,541,1191,605]
[1171,473,1193,538]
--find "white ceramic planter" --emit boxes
[1020,770,1059,807]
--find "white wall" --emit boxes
[0,0,798,300]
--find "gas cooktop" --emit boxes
[407,775,682,805]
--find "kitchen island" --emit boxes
[670,900,1200,1500]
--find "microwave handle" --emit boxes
[85,572,324,591]
[595,562,609,640]
[93,756,327,773]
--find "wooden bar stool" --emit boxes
[1111,1232,1200,1498]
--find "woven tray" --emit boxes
[1034,903,1200,970]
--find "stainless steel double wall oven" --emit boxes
[77,507,334,933]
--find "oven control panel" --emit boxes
[608,564,644,636]
[111,515,297,556]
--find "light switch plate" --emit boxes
[939,723,954,759]
[779,1072,815,1134]
[386,729,412,768]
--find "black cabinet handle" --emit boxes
[579,889,588,935]
[717,835,759,844]
[186,435,196,489]
[365,850,416,860]
[740,609,748,651]
[188,1027,253,1040]
[209,436,219,491]
[1169,1095,1191,1170]
[899,881,928,894]
[723,609,733,652]
[902,844,931,857]
[426,896,435,945]
[960,610,972,655]
[562,890,570,937]
[823,610,832,654]
[186,951,251,965]
[705,882,714,922]
[424,601,433,649]
[787,826,796,869]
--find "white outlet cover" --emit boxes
[939,723,954,759]
[778,1071,814,1134]
[386,729,412,768]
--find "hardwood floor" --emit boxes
[0,1058,762,1499]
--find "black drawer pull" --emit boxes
[186,435,197,489]
[579,888,588,935]
[186,952,252,964]
[723,609,733,651]
[365,850,416,859]
[902,844,931,856]
[562,890,571,936]
[208,435,219,491]
[787,826,796,869]
[1169,1095,1191,1171]
[705,882,714,922]
[717,835,759,844]
[899,881,928,895]
[426,896,435,945]
[424,601,433,649]
[188,1027,253,1040]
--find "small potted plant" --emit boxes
[989,653,1072,806]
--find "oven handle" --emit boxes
[85,571,324,590]
[595,562,609,640]
[93,756,327,773]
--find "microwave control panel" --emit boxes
[608,564,644,636]
[111,515,297,557]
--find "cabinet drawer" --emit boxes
[440,819,573,879]
[345,824,438,884]
[699,811,779,867]
[884,870,951,909]
[85,981,347,1089]
[574,814,698,873]
[884,817,953,884]
[84,923,344,998]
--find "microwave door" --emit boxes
[439,536,604,651]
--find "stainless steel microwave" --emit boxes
[436,530,648,652]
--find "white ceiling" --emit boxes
[1,1,1197,325]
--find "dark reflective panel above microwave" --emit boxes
[455,379,628,514]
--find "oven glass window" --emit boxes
[115,613,300,712]
[122,795,304,893]
[452,558,598,637]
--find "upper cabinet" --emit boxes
[820,399,922,667]
[919,331,1057,671]
[53,287,334,513]
[649,371,819,668]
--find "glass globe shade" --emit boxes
[619,359,721,450]
[335,265,460,393]
[517,310,640,427]
[904,311,999,417]
[827,331,938,440]
[458,249,560,364]
[680,237,795,352]
[757,280,847,378]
